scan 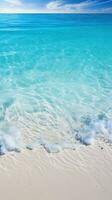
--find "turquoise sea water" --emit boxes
[0,14,112,154]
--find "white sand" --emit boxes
[0,140,112,200]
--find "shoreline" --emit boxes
[0,140,112,200]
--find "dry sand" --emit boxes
[0,140,112,200]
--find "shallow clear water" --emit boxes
[0,14,112,154]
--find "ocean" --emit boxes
[0,14,112,154]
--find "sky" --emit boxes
[0,0,112,13]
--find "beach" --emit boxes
[0,13,112,200]
[0,140,112,200]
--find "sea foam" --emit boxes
[27,138,76,153]
[75,114,112,145]
[1,113,112,155]
[0,122,22,155]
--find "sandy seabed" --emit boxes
[0,140,112,200]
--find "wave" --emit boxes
[0,113,112,155]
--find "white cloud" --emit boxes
[0,8,41,13]
[46,1,63,10]
[4,0,22,6]
[46,0,97,13]
[46,0,112,13]
[0,0,112,13]
[64,1,95,12]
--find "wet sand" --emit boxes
[0,140,112,200]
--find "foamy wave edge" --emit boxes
[1,114,112,155]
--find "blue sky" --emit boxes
[0,0,112,13]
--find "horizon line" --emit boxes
[0,12,112,14]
